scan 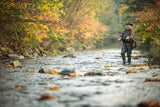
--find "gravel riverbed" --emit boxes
[0,49,160,107]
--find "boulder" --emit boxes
[63,54,76,58]
[84,71,106,76]
[39,66,52,73]
[8,54,24,59]
[59,68,75,75]
[66,47,75,54]
[11,60,21,67]
[79,45,87,51]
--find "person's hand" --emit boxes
[118,38,121,41]
[126,37,130,40]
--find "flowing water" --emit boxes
[0,49,160,107]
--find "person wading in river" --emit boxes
[118,23,134,65]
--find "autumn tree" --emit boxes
[120,0,160,64]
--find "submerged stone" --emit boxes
[38,66,52,73]
[59,68,75,75]
[84,71,106,76]
[63,54,76,58]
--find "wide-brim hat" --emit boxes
[126,23,133,26]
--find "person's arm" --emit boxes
[118,31,125,41]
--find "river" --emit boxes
[0,49,160,107]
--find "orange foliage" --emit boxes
[145,78,160,82]
[48,71,60,75]
[138,101,159,107]
[126,70,137,74]
[49,86,59,90]
[137,67,145,70]
[104,65,114,68]
[40,94,54,100]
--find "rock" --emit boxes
[84,71,106,76]
[38,66,52,73]
[8,54,24,59]
[79,45,87,51]
[66,47,75,54]
[11,60,21,67]
[59,68,75,75]
[63,54,76,58]
[0,47,14,54]
[137,101,159,107]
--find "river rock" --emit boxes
[8,54,24,59]
[59,68,75,75]
[11,60,21,67]
[38,66,52,73]
[66,47,75,53]
[84,71,106,76]
[63,54,76,58]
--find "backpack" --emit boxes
[132,40,137,48]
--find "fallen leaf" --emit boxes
[68,73,82,77]
[49,86,59,90]
[15,84,26,88]
[48,71,60,75]
[30,71,36,73]
[40,94,54,100]
[118,67,127,70]
[132,56,139,59]
[68,73,76,77]
[104,65,114,68]
[129,64,143,67]
[145,78,160,82]
[95,57,102,59]
[8,64,13,68]
[126,70,137,74]
[138,101,159,107]
[137,67,145,70]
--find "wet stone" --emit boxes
[38,66,52,73]
[84,71,106,76]
[59,68,75,75]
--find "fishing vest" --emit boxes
[122,29,133,43]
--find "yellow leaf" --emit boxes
[48,71,60,75]
[126,70,137,74]
[8,64,13,68]
[137,67,145,70]
[104,65,114,68]
[49,86,59,90]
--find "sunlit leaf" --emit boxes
[104,65,114,68]
[118,67,127,70]
[126,70,137,74]
[138,101,159,107]
[40,94,54,100]
[7,64,13,68]
[137,67,145,70]
[48,71,60,75]
[49,86,59,90]
[145,78,160,82]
